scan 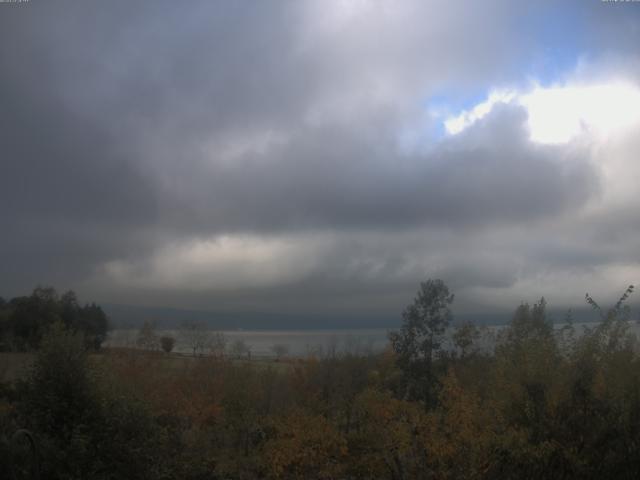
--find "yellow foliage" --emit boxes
[348,388,422,478]
[419,369,494,479]
[262,410,347,480]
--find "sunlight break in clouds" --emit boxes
[445,81,640,144]
[103,235,324,291]
[444,90,517,135]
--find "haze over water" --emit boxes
[106,320,640,358]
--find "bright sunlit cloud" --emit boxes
[103,235,325,290]
[444,81,640,144]
[444,90,517,135]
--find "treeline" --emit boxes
[0,286,109,351]
[2,281,640,478]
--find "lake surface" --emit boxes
[106,328,392,357]
[105,321,640,358]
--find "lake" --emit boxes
[105,328,393,357]
[105,321,640,358]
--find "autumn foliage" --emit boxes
[2,286,640,479]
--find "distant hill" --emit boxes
[102,304,395,330]
[102,303,612,330]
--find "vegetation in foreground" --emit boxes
[1,281,640,479]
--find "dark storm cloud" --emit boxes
[0,2,166,290]
[0,0,638,315]
[173,104,597,233]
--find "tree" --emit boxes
[210,331,227,357]
[136,320,158,351]
[513,297,551,338]
[585,284,634,321]
[179,321,211,356]
[59,290,80,328]
[452,321,480,359]
[5,287,109,351]
[0,298,10,351]
[19,322,93,438]
[9,287,61,350]
[581,285,636,359]
[262,410,347,480]
[271,344,289,361]
[18,322,168,478]
[493,298,559,454]
[230,339,250,359]
[389,279,454,404]
[160,336,176,354]
[347,389,419,479]
[419,369,493,478]
[77,302,109,350]
[59,290,109,350]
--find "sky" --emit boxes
[2,0,640,325]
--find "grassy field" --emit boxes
[0,348,300,385]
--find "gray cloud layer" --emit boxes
[2,1,640,321]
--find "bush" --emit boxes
[16,323,168,479]
[160,336,176,354]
